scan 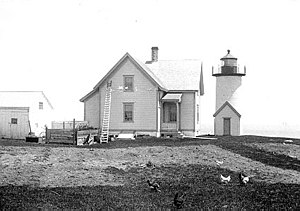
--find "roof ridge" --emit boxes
[0,91,54,109]
[148,59,202,62]
[0,91,43,92]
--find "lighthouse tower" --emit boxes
[212,50,246,136]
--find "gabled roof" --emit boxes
[93,52,166,90]
[145,60,203,91]
[0,91,54,109]
[80,52,167,102]
[80,53,204,102]
[213,101,241,117]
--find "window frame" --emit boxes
[123,102,134,122]
[123,75,134,92]
[39,102,44,110]
[11,118,18,124]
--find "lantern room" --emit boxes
[212,50,246,76]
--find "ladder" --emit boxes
[100,81,112,143]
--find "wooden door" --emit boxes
[223,118,231,136]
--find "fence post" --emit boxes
[45,126,50,143]
[73,118,76,145]
[45,126,47,143]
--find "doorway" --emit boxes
[223,118,231,136]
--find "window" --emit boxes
[39,102,43,110]
[123,103,134,122]
[123,76,134,92]
[11,118,18,124]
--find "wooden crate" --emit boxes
[46,129,76,144]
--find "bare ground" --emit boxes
[1,136,300,209]
[1,140,300,187]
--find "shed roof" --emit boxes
[161,93,182,102]
[0,106,30,111]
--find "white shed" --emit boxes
[0,107,30,139]
[0,91,54,139]
[213,101,241,136]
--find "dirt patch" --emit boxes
[246,143,300,160]
[1,144,300,188]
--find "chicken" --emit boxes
[147,180,161,192]
[220,174,231,183]
[216,160,224,165]
[146,161,154,168]
[239,172,250,185]
[174,192,186,209]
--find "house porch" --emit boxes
[160,93,183,138]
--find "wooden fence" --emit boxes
[45,128,100,145]
[51,120,89,129]
[46,128,77,145]
[46,119,101,145]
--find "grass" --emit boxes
[1,135,300,209]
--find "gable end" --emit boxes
[213,101,241,117]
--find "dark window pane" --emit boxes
[124,104,133,122]
[11,118,18,124]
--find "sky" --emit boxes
[0,0,300,137]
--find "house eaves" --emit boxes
[80,89,98,102]
[41,91,54,109]
[167,90,198,93]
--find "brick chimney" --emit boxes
[145,47,159,64]
[151,47,159,62]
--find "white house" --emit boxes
[80,47,204,138]
[0,91,54,139]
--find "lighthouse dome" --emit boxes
[221,50,237,69]
[221,50,237,60]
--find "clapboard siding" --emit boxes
[84,91,100,128]
[99,58,157,131]
[180,92,195,131]
[195,92,201,134]
[0,107,30,139]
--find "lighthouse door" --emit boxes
[223,118,231,136]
